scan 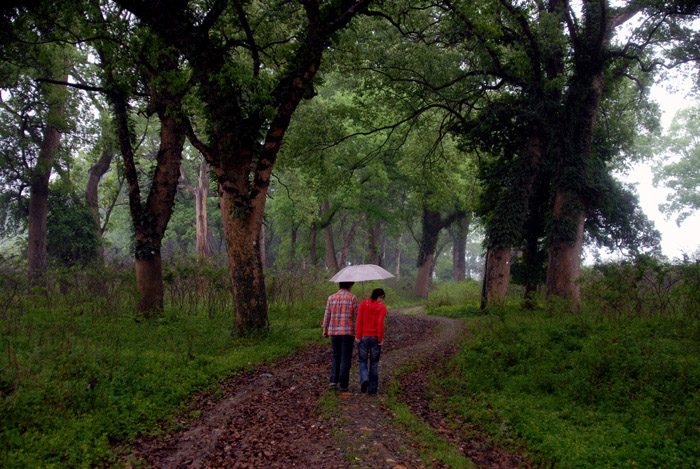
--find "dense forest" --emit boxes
[1,0,700,466]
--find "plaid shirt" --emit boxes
[322,289,358,336]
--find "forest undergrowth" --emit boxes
[426,258,700,467]
[2,255,699,466]
[0,256,421,466]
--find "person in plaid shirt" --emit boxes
[322,281,358,391]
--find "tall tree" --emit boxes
[179,154,212,257]
[448,213,471,281]
[115,0,373,334]
[85,112,118,262]
[27,64,70,284]
[85,4,190,314]
[0,6,77,283]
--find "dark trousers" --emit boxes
[330,335,354,389]
[357,336,381,393]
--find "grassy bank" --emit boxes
[0,262,416,467]
[426,271,700,467]
[0,262,334,466]
[1,300,323,466]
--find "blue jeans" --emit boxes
[357,336,381,393]
[330,335,354,389]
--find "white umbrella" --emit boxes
[328,264,395,283]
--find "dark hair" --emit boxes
[339,281,355,290]
[371,288,385,300]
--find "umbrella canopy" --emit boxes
[329,264,395,283]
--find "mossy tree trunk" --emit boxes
[480,246,511,308]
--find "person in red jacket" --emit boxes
[355,288,387,394]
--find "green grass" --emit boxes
[434,310,700,467]
[0,291,325,467]
[385,370,474,468]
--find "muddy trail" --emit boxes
[123,308,529,468]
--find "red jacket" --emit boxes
[355,299,387,343]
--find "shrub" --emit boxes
[581,255,700,319]
[47,184,101,266]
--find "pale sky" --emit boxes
[615,80,700,261]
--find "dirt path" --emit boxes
[122,308,528,468]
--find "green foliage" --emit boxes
[434,303,700,467]
[581,255,700,319]
[425,279,524,317]
[0,261,331,466]
[47,182,100,266]
[584,176,662,256]
[654,105,700,223]
[425,280,481,311]
[386,370,475,468]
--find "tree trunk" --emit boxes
[288,225,298,271]
[219,186,268,335]
[413,209,441,297]
[431,241,445,279]
[450,214,470,281]
[27,126,61,284]
[86,145,114,262]
[324,223,338,271]
[395,235,402,278]
[481,246,511,308]
[413,207,466,297]
[309,225,318,267]
[195,157,210,257]
[322,200,339,271]
[260,223,267,269]
[134,108,185,316]
[338,214,362,267]
[381,234,386,267]
[135,253,165,312]
[367,219,382,266]
[414,253,433,297]
[545,191,585,302]
[323,225,340,272]
[27,74,67,284]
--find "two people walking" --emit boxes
[322,282,387,394]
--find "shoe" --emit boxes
[361,381,369,393]
[328,382,338,389]
[368,390,377,395]
[339,386,349,392]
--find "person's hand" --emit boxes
[355,337,360,343]
[378,341,383,346]
[323,329,329,338]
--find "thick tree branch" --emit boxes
[233,2,260,76]
[36,77,106,93]
[183,116,217,167]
